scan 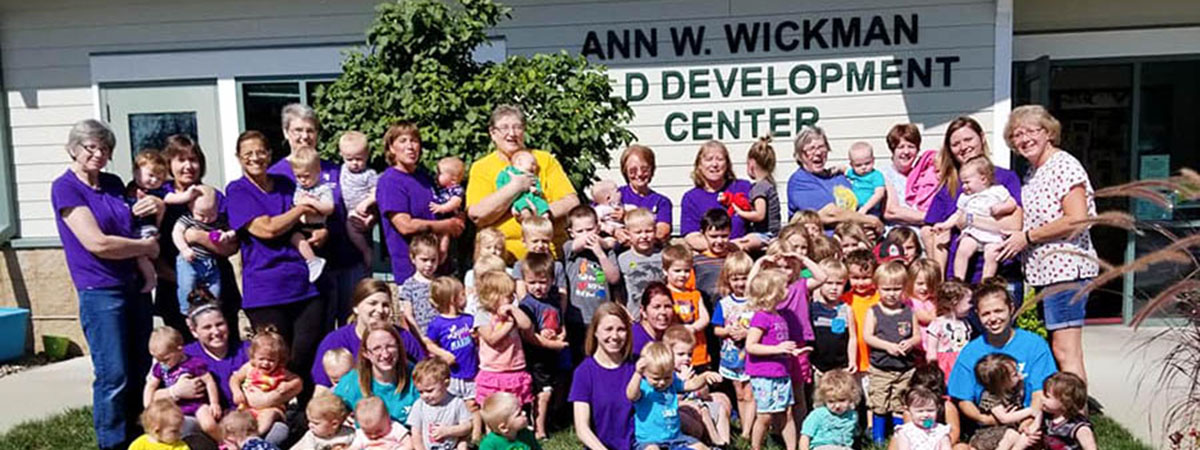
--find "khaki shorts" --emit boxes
[867,366,914,415]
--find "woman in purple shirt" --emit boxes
[922,117,1024,283]
[225,130,324,387]
[785,126,883,233]
[617,145,672,244]
[681,140,752,251]
[376,121,465,281]
[570,302,637,450]
[312,278,426,388]
[52,119,162,450]
[630,282,675,356]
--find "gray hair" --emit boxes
[280,103,319,132]
[489,104,525,128]
[793,125,830,162]
[66,119,116,154]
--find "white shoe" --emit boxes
[307,257,327,283]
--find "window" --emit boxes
[238,78,335,164]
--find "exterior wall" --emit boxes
[1014,0,1200,33]
[0,248,80,352]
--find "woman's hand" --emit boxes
[131,196,165,218]
[997,229,1029,261]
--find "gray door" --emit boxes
[101,82,224,187]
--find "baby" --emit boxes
[314,348,355,398]
[222,410,281,450]
[350,396,410,450]
[230,328,303,437]
[143,326,222,436]
[172,185,235,315]
[129,399,187,450]
[934,156,1018,280]
[292,394,355,450]
[290,147,335,283]
[495,150,549,220]
[431,156,465,256]
[845,142,886,216]
[479,392,539,450]
[339,131,380,269]
[590,180,625,237]
[126,149,197,293]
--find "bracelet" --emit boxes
[1024,230,1032,244]
[208,230,222,243]
[966,212,974,227]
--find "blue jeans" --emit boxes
[79,287,153,448]
[176,255,222,315]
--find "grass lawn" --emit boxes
[0,408,1152,450]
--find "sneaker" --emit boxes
[307,257,327,283]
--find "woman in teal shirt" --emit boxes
[334,324,419,423]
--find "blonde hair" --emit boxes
[961,156,997,185]
[354,396,389,427]
[637,342,676,377]
[476,270,516,313]
[474,228,507,261]
[816,369,861,405]
[412,358,452,386]
[833,222,869,249]
[662,324,695,348]
[287,146,321,173]
[480,392,520,430]
[623,207,655,228]
[874,260,909,288]
[473,254,508,277]
[790,209,821,227]
[149,326,183,354]
[717,250,754,297]
[338,131,368,153]
[591,180,619,204]
[430,277,465,314]
[820,258,848,281]
[321,348,354,375]
[134,149,169,179]
[219,410,257,442]
[520,216,553,240]
[437,156,465,180]
[691,140,735,188]
[306,392,349,422]
[250,327,289,366]
[1005,105,1061,149]
[747,136,778,184]
[777,224,810,257]
[907,258,943,299]
[661,243,694,270]
[141,399,183,442]
[748,269,788,311]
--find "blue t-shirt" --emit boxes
[519,293,570,372]
[426,315,479,380]
[800,406,857,447]
[845,169,885,214]
[633,376,683,444]
[786,168,857,218]
[333,368,420,423]
[947,329,1057,407]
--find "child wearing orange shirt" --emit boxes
[663,244,711,369]
[840,249,880,373]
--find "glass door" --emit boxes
[101,82,224,187]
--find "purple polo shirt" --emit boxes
[311,323,427,387]
[924,167,1023,282]
[226,175,318,308]
[680,179,752,238]
[267,159,360,268]
[569,357,637,450]
[619,185,672,228]
[183,341,249,408]
[376,167,437,281]
[52,170,136,290]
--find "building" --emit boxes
[0,0,1195,350]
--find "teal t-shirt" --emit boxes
[333,368,419,423]
[479,429,541,450]
[800,405,857,447]
[846,168,885,213]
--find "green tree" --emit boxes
[313,0,636,192]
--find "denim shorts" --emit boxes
[635,433,699,450]
[1040,280,1090,331]
[750,376,794,413]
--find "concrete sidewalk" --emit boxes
[0,356,92,433]
[1083,325,1186,449]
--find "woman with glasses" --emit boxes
[466,104,580,260]
[786,125,884,233]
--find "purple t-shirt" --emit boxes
[152,355,211,415]
[786,168,854,217]
[268,159,360,268]
[631,322,658,357]
[426,314,478,380]
[680,179,752,238]
[311,323,426,387]
[746,311,790,378]
[923,167,1023,282]
[52,171,136,290]
[619,185,672,228]
[377,167,438,281]
[226,176,318,308]
[778,280,815,344]
[569,357,636,450]
[184,341,250,408]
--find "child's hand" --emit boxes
[778,340,798,353]
[232,390,247,408]
[791,346,813,357]
[846,363,858,374]
[886,343,905,357]
[538,328,557,340]
[729,325,748,341]
[700,371,723,385]
[181,247,196,262]
[429,423,446,442]
[429,202,455,215]
[897,340,912,354]
[635,357,649,374]
[497,303,515,318]
[678,365,695,381]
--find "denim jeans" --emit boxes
[176,255,222,315]
[79,287,153,448]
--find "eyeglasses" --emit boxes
[1011,127,1044,141]
[287,127,317,137]
[77,142,111,155]
[368,344,399,354]
[492,125,524,134]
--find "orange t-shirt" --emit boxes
[842,290,880,372]
[670,288,710,366]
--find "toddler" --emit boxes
[625,342,712,450]
[885,227,922,265]
[291,394,355,450]
[934,156,1018,280]
[907,366,962,446]
[923,280,973,378]
[172,185,235,314]
[142,326,221,436]
[465,228,509,313]
[693,209,733,300]
[409,359,473,450]
[129,399,187,450]
[663,244,710,369]
[732,136,782,251]
[617,208,665,321]
[474,271,534,407]
[350,396,410,450]
[321,348,355,393]
[517,253,569,439]
[431,156,465,256]
[339,131,380,268]
[563,205,620,362]
[711,251,755,438]
[799,369,860,450]
[397,232,442,330]
[127,150,194,293]
[664,326,730,447]
[426,277,480,411]
[289,147,334,283]
[862,261,920,443]
[790,209,822,238]
[495,149,549,219]
[230,328,302,437]
[892,387,952,450]
[590,179,625,238]
[833,222,871,256]
[907,258,942,328]
[513,216,567,299]
[809,259,856,383]
[846,141,886,215]
[745,269,810,450]
[222,410,281,450]
[1042,372,1097,450]
[809,234,842,262]
[842,250,880,374]
[971,354,1036,450]
[479,392,539,450]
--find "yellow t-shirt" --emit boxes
[466,149,576,261]
[128,435,189,450]
[843,290,881,372]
